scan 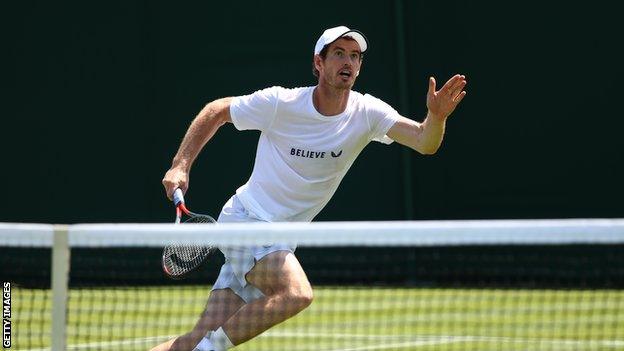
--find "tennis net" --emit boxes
[2,219,624,351]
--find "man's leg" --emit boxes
[150,288,245,351]
[218,250,314,346]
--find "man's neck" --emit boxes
[312,84,350,116]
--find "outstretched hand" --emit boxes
[426,74,467,121]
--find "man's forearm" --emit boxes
[416,112,447,155]
[171,98,231,171]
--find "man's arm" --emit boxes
[387,74,466,154]
[162,97,233,199]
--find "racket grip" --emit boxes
[173,188,185,206]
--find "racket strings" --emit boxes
[163,246,214,276]
[163,213,216,278]
[185,215,215,224]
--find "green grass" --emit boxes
[12,286,624,350]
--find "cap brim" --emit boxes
[339,30,368,53]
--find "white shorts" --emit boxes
[212,195,296,303]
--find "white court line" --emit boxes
[328,338,464,351]
[264,331,411,339]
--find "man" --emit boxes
[156,25,466,351]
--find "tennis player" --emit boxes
[155,25,467,351]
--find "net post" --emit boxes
[51,225,70,351]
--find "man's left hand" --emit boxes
[426,74,467,121]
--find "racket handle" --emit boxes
[173,188,185,206]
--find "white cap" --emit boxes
[314,26,368,55]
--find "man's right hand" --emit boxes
[162,167,189,200]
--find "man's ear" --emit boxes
[314,54,323,72]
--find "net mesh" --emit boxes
[2,220,624,351]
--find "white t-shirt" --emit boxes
[230,86,401,222]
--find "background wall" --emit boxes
[2,1,622,223]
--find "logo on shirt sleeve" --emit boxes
[331,150,343,158]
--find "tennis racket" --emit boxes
[162,188,216,279]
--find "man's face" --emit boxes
[316,38,363,90]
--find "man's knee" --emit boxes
[295,285,314,310]
[283,282,314,313]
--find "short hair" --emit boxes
[312,36,363,78]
